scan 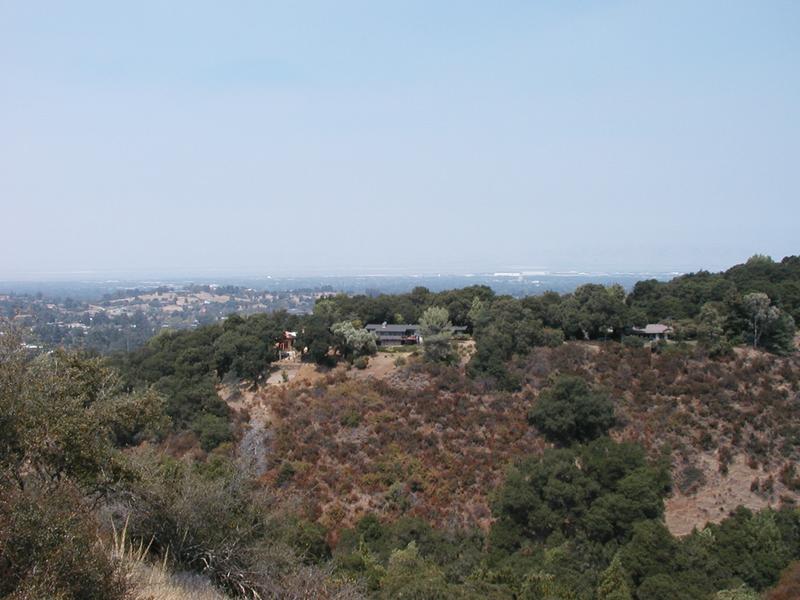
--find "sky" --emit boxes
[1,1,799,278]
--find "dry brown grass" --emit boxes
[236,342,800,538]
[109,518,229,600]
[127,563,230,600]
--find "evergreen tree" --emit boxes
[419,306,455,363]
[528,375,616,445]
[597,554,633,600]
[697,302,732,356]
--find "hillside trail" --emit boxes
[220,384,276,477]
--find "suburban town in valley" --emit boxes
[0,285,326,353]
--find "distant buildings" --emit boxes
[365,323,468,346]
[631,323,673,341]
[366,323,421,346]
[276,331,298,360]
[277,331,297,352]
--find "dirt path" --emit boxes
[265,360,327,385]
[350,352,400,380]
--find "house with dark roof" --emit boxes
[365,323,468,346]
[365,323,420,346]
[631,323,673,341]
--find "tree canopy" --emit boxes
[419,306,455,363]
[528,375,617,445]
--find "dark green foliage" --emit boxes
[622,335,645,349]
[696,302,733,357]
[619,520,677,585]
[635,574,700,600]
[276,460,296,486]
[339,515,477,566]
[336,515,486,594]
[468,296,551,390]
[617,507,800,597]
[467,322,523,390]
[528,375,616,444]
[726,255,800,323]
[628,255,799,353]
[491,438,670,552]
[113,310,298,441]
[1,341,164,495]
[706,507,798,590]
[487,432,800,598]
[296,313,337,367]
[763,311,797,355]
[191,413,233,451]
[213,312,285,380]
[419,306,456,364]
[628,272,735,321]
[113,325,227,432]
[559,283,629,340]
[0,334,168,600]
[319,285,496,329]
[285,517,331,564]
[0,481,127,600]
[596,554,633,599]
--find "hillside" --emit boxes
[232,341,800,539]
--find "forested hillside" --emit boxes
[2,255,800,599]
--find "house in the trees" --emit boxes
[276,331,297,359]
[365,323,469,346]
[366,323,420,346]
[631,323,673,341]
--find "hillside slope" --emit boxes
[234,342,800,537]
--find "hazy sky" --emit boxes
[1,1,798,278]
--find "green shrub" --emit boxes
[540,327,565,347]
[354,356,370,369]
[0,482,127,600]
[190,413,233,452]
[276,460,296,486]
[622,335,645,349]
[528,375,616,444]
[340,410,362,428]
[380,541,451,599]
[637,573,701,600]
[385,482,411,513]
[492,438,670,551]
[283,518,331,564]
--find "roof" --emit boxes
[366,323,468,333]
[366,323,419,333]
[633,323,672,335]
